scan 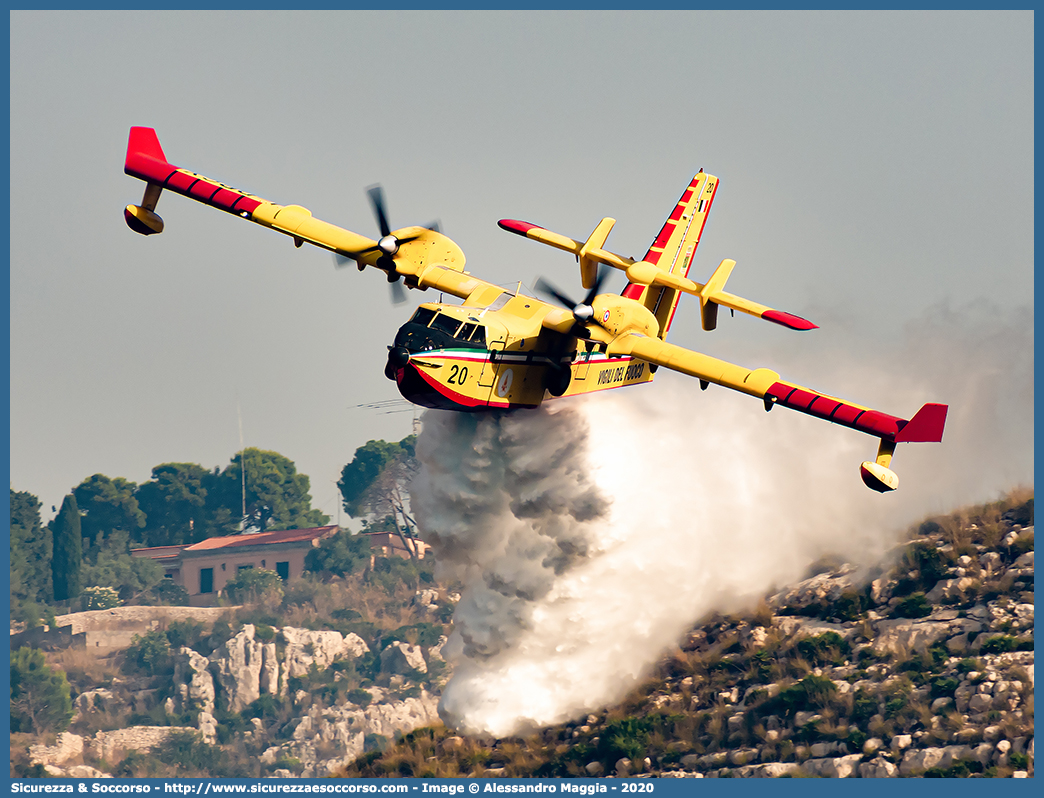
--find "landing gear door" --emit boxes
[573,344,596,381]
[478,339,506,388]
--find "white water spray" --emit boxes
[411,302,1032,738]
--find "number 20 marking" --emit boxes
[447,365,468,385]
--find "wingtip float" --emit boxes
[123,127,947,492]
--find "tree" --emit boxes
[10,489,51,607]
[219,448,328,533]
[51,494,82,602]
[338,439,410,517]
[80,549,163,603]
[305,529,372,577]
[10,647,73,734]
[74,474,146,559]
[136,462,213,546]
[338,436,420,560]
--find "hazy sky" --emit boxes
[10,10,1033,522]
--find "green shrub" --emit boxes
[929,676,959,700]
[830,590,867,622]
[165,619,206,651]
[851,688,879,724]
[126,629,172,673]
[255,623,276,642]
[795,632,850,666]
[115,750,163,777]
[767,674,839,718]
[1009,752,1029,770]
[347,688,373,708]
[244,694,281,720]
[598,716,653,764]
[80,585,121,611]
[382,622,444,649]
[143,580,191,606]
[271,757,303,775]
[224,568,283,603]
[977,635,1027,655]
[909,543,949,586]
[893,592,932,618]
[158,730,240,776]
[10,647,74,734]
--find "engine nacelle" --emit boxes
[125,204,164,236]
[860,461,899,493]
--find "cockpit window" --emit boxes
[458,322,477,342]
[410,308,437,327]
[467,325,486,345]
[429,313,463,337]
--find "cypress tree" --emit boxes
[51,494,82,602]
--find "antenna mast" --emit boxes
[237,402,247,532]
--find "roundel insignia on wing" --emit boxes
[602,309,611,323]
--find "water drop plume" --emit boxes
[410,302,1031,737]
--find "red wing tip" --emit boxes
[498,219,540,235]
[762,310,818,330]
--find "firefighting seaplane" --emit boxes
[122,127,946,492]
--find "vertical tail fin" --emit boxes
[621,171,718,339]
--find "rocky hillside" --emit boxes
[15,490,1033,779]
[341,489,1034,779]
[13,578,455,778]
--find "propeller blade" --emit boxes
[366,185,392,238]
[535,277,579,310]
[428,220,441,234]
[389,278,406,305]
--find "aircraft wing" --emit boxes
[123,127,503,303]
[609,333,946,443]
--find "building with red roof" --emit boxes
[132,525,429,605]
[132,525,339,605]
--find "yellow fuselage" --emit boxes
[388,298,656,410]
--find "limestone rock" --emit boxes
[260,642,279,696]
[74,689,115,715]
[890,734,912,753]
[769,565,858,610]
[413,589,440,610]
[873,619,953,655]
[30,732,84,767]
[859,757,898,778]
[66,766,111,778]
[899,747,946,775]
[727,748,758,766]
[380,641,427,675]
[210,625,264,713]
[174,646,215,715]
[925,577,977,604]
[281,627,370,685]
[198,711,218,744]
